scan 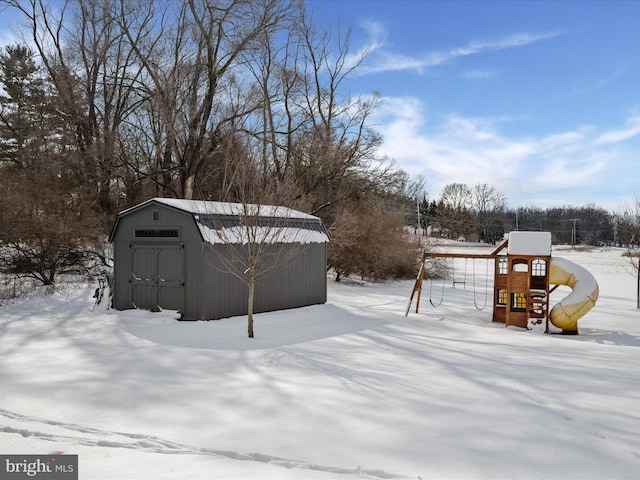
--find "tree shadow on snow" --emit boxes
[120,304,388,351]
[556,328,640,347]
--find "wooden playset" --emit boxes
[406,231,599,334]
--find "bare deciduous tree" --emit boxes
[433,183,475,240]
[279,8,387,218]
[0,167,103,287]
[328,203,418,282]
[618,195,640,309]
[203,158,323,338]
[472,183,506,244]
[440,182,472,211]
[4,0,145,217]
[118,0,292,200]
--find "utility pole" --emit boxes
[416,196,421,239]
[568,218,580,249]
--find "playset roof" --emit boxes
[507,231,552,256]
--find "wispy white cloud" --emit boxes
[592,115,640,146]
[371,96,640,209]
[563,64,628,98]
[343,19,387,71]
[462,69,497,80]
[359,29,562,75]
[446,31,562,58]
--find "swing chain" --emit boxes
[429,274,445,307]
[472,258,490,310]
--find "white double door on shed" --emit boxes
[129,244,185,312]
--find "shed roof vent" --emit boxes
[134,228,179,238]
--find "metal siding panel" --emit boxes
[192,244,248,320]
[182,243,201,320]
[112,241,131,310]
[252,244,326,314]
[216,244,250,317]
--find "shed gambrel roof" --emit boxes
[109,198,330,244]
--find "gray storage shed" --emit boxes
[109,198,330,320]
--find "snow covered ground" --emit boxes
[1,243,639,479]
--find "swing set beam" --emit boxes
[426,238,508,260]
[428,253,498,260]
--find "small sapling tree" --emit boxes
[202,157,326,338]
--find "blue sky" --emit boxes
[1,1,638,211]
[308,0,640,211]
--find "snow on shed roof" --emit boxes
[507,231,552,256]
[198,223,330,245]
[153,198,318,220]
[113,198,330,244]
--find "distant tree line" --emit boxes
[417,182,639,248]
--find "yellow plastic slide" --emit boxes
[549,257,599,334]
